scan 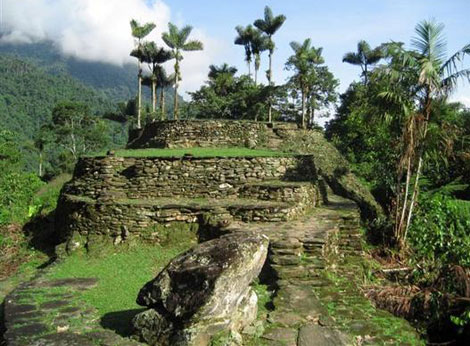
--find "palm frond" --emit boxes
[441,44,470,78]
[411,20,446,64]
[441,68,470,94]
[183,40,203,51]
[342,52,361,65]
[179,25,193,46]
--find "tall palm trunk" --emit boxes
[173,58,180,120]
[152,78,157,115]
[160,88,166,120]
[137,70,142,128]
[174,84,178,120]
[268,49,273,123]
[254,54,260,85]
[301,87,306,129]
[403,94,432,243]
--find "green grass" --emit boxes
[45,242,192,336]
[88,147,291,158]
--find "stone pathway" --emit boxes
[228,194,420,345]
[2,194,420,346]
[3,277,143,346]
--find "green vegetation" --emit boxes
[319,257,424,345]
[45,242,192,335]
[326,19,470,339]
[130,19,157,128]
[286,39,338,128]
[162,22,204,119]
[89,147,291,158]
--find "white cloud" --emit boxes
[1,0,221,95]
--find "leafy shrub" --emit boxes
[0,171,44,225]
[409,194,470,267]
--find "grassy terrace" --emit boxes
[44,243,192,336]
[88,147,292,158]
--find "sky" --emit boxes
[1,0,470,109]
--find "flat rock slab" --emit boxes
[4,323,48,339]
[33,278,99,289]
[3,276,144,346]
[297,324,348,346]
[40,300,70,310]
[262,327,298,346]
[29,333,96,346]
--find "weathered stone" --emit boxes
[29,333,96,346]
[262,327,298,345]
[297,324,348,346]
[40,300,70,310]
[133,232,268,345]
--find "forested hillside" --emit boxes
[0,55,114,140]
[0,41,180,174]
[0,41,138,102]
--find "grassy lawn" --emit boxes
[88,147,291,158]
[44,242,192,336]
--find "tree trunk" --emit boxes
[268,49,273,123]
[254,68,258,85]
[152,79,157,115]
[310,106,314,128]
[38,151,43,177]
[403,155,423,245]
[137,71,142,128]
[174,82,178,120]
[160,88,165,121]
[301,88,306,129]
[396,156,412,242]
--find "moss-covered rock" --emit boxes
[132,232,268,345]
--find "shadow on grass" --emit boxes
[101,308,146,337]
[22,211,58,259]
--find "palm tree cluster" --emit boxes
[130,19,203,126]
[286,39,338,129]
[234,6,286,122]
[377,20,470,247]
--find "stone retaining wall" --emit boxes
[127,120,298,149]
[64,155,317,200]
[56,190,317,252]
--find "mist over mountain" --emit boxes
[0,41,139,102]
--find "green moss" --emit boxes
[87,147,291,158]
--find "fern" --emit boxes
[446,199,470,219]
[428,178,469,197]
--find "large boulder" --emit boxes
[132,231,269,346]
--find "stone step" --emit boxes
[269,254,302,266]
[239,181,318,205]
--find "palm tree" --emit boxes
[251,29,269,85]
[343,40,383,84]
[286,39,325,129]
[208,63,238,80]
[254,6,286,122]
[234,25,255,77]
[157,68,175,120]
[162,22,203,120]
[141,42,173,115]
[130,19,156,129]
[208,63,238,95]
[379,20,470,247]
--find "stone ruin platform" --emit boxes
[55,152,323,253]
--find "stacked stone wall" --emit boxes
[126,120,298,149]
[64,155,316,200]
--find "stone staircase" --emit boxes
[226,194,419,345]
